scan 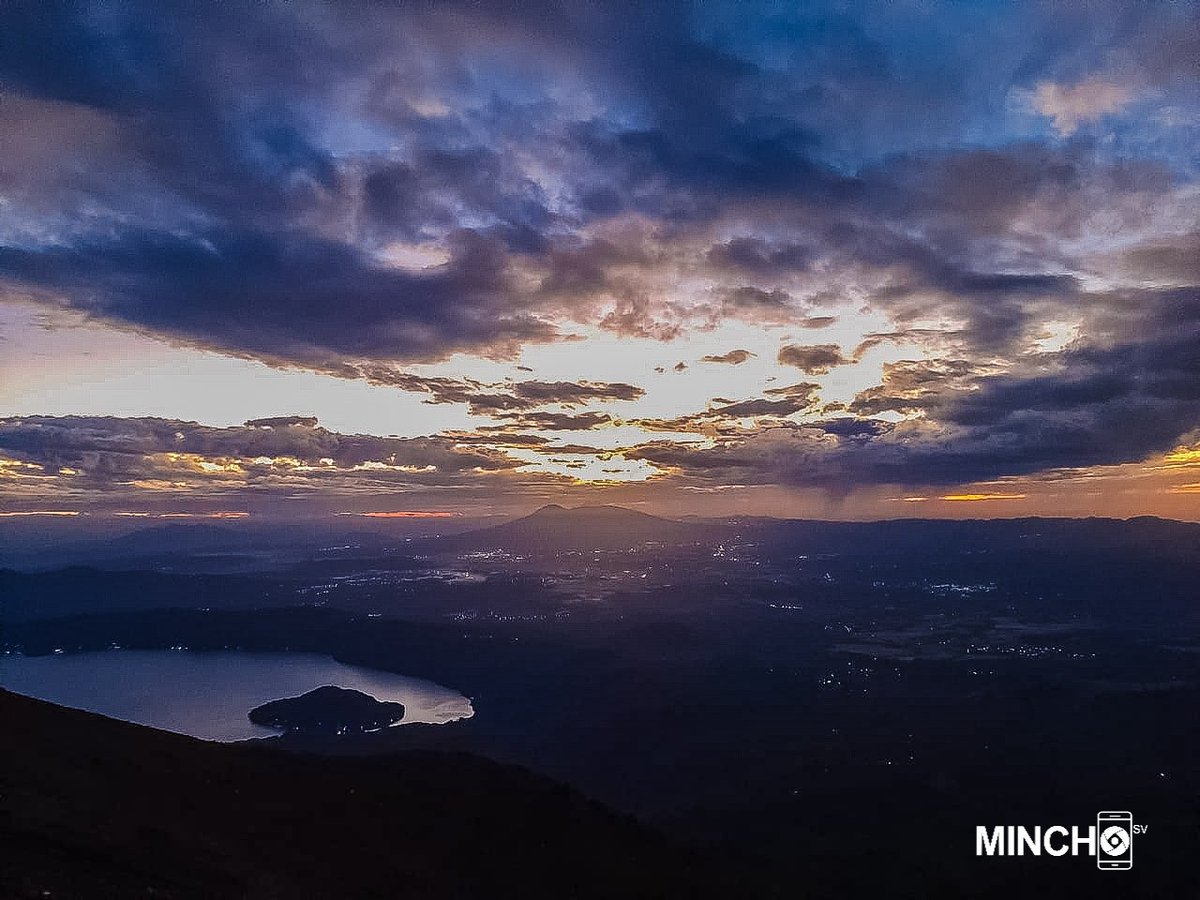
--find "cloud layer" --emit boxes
[1,0,1197,511]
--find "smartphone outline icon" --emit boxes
[1096,811,1133,870]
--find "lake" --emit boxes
[0,649,474,741]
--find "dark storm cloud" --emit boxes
[804,206,1089,354]
[0,3,1186,350]
[706,238,814,274]
[535,237,656,301]
[0,2,356,229]
[872,289,1200,483]
[633,290,1200,488]
[0,0,569,364]
[719,288,794,318]
[0,0,1002,365]
[1120,233,1200,284]
[571,118,850,222]
[1,0,1198,493]
[359,142,556,248]
[0,227,559,364]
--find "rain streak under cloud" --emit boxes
[1,0,1199,520]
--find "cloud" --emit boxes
[0,0,1198,509]
[701,349,756,365]
[485,411,615,431]
[597,295,685,341]
[849,359,985,416]
[244,416,319,428]
[0,415,520,474]
[633,289,1200,489]
[0,228,562,365]
[0,415,553,512]
[614,284,1200,493]
[707,238,813,274]
[764,382,822,403]
[777,344,851,375]
[709,398,811,419]
[326,369,644,415]
[1032,77,1135,136]
[1120,232,1200,284]
[796,316,838,329]
[511,380,644,405]
[0,0,969,368]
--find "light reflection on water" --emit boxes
[0,649,474,741]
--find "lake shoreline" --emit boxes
[0,648,473,742]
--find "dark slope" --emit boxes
[733,514,1200,558]
[0,690,727,900]
[0,522,241,572]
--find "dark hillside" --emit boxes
[0,689,726,899]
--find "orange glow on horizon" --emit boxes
[0,510,82,517]
[938,493,1028,502]
[1163,447,1200,465]
[338,511,457,518]
[111,511,251,519]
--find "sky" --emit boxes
[1,0,1198,521]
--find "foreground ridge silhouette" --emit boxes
[0,689,727,899]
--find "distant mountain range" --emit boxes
[4,504,1200,571]
[434,504,1200,557]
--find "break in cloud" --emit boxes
[0,0,1198,517]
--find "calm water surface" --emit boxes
[1,649,474,741]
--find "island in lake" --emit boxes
[249,685,405,735]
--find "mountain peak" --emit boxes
[443,503,695,552]
[525,504,659,521]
